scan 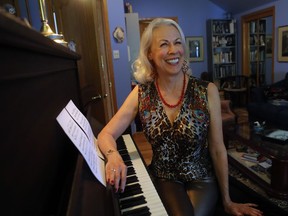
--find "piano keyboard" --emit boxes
[116,134,168,216]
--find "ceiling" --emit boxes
[209,0,278,14]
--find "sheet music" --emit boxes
[56,100,106,186]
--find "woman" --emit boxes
[97,18,263,216]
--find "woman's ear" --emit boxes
[148,52,153,60]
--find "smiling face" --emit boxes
[148,25,185,77]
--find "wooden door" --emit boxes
[53,0,116,127]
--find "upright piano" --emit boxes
[0,10,167,216]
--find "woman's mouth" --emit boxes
[166,58,179,65]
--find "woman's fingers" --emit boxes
[106,163,127,193]
[120,166,127,192]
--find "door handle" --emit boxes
[91,94,102,100]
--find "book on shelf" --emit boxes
[258,160,272,170]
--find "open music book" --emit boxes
[56,100,106,186]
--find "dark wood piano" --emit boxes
[0,10,167,216]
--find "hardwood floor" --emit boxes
[132,132,152,166]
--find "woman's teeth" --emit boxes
[166,58,179,64]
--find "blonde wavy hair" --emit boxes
[132,18,191,84]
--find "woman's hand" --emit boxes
[224,201,263,216]
[105,150,127,193]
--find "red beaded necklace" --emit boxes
[156,74,186,108]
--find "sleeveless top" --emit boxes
[138,75,214,182]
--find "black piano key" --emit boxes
[119,149,129,155]
[126,175,138,184]
[120,188,143,199]
[121,154,131,162]
[122,183,141,193]
[125,160,133,167]
[122,206,151,216]
[120,184,143,199]
[120,195,147,209]
[116,136,126,150]
[127,166,136,175]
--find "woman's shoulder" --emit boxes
[188,75,210,88]
[137,81,155,95]
[138,81,154,89]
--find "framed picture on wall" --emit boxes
[278,25,288,62]
[186,36,204,62]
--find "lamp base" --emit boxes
[40,21,67,47]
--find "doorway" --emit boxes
[241,6,275,86]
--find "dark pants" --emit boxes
[152,177,219,216]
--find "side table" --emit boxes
[224,87,247,107]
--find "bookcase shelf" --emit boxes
[207,19,237,82]
[248,19,267,87]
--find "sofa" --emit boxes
[247,73,288,130]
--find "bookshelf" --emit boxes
[242,7,275,87]
[207,19,237,82]
[249,19,266,86]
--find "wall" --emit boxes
[18,0,41,31]
[274,0,288,81]
[106,0,131,108]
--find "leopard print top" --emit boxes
[138,75,214,182]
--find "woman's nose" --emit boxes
[168,44,177,54]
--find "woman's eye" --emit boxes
[175,41,182,45]
[160,43,168,47]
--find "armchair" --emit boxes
[221,100,237,126]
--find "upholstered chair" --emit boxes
[221,100,237,126]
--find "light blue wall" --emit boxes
[270,0,288,82]
[18,0,41,31]
[106,0,131,108]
